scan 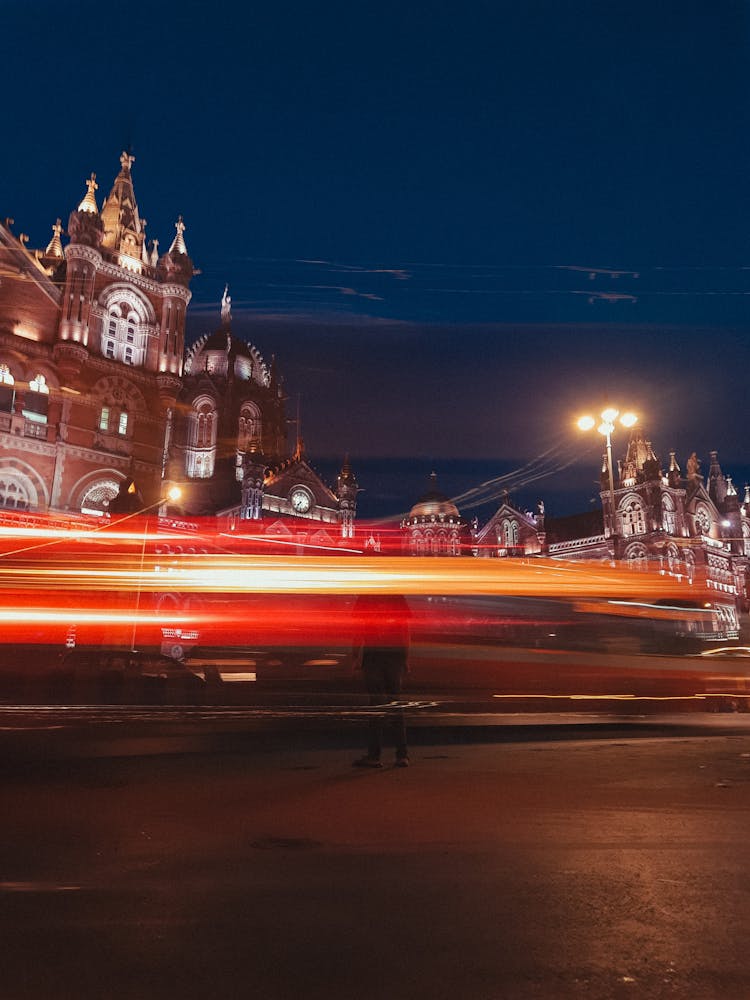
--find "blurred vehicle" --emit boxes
[0,511,747,709]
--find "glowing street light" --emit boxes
[577,408,638,540]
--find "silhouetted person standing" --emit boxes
[352,592,411,768]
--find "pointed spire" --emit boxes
[669,450,680,473]
[169,216,188,255]
[337,453,358,490]
[99,150,145,263]
[77,173,99,214]
[44,219,64,258]
[150,239,159,267]
[745,485,750,505]
[727,476,737,497]
[221,284,232,324]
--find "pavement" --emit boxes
[3,716,750,999]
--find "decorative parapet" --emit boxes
[548,534,607,553]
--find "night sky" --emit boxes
[4,1,749,518]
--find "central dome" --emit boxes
[408,473,460,519]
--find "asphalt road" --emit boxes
[3,714,750,999]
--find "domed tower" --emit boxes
[401,472,469,555]
[175,288,288,514]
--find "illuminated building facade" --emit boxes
[544,430,750,629]
[171,289,358,545]
[400,473,472,555]
[406,432,749,628]
[0,152,191,514]
[0,153,357,542]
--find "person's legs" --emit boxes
[362,661,387,762]
[383,660,408,761]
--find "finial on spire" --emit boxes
[221,284,232,324]
[169,215,188,255]
[44,219,64,258]
[119,150,135,173]
[77,173,99,214]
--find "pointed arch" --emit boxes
[185,394,218,478]
[618,493,646,536]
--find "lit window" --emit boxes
[24,373,49,423]
[104,302,145,366]
[118,411,128,436]
[662,496,676,534]
[100,406,110,431]
[0,365,14,413]
[621,499,646,536]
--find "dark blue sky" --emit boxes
[4,1,750,516]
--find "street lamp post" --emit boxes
[130,485,182,653]
[577,408,637,544]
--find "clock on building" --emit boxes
[290,488,312,514]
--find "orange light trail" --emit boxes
[0,554,706,599]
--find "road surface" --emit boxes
[2,713,750,999]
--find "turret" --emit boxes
[336,455,359,539]
[241,443,267,520]
[59,173,103,345]
[157,216,194,287]
[708,450,727,505]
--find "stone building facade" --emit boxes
[0,152,191,514]
[0,152,357,543]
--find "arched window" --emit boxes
[80,480,120,516]
[102,297,147,367]
[620,498,646,536]
[0,476,29,510]
[742,521,750,557]
[185,398,217,479]
[662,495,676,534]
[666,543,680,576]
[24,373,49,423]
[196,408,214,448]
[625,543,649,569]
[238,403,261,450]
[0,365,14,413]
